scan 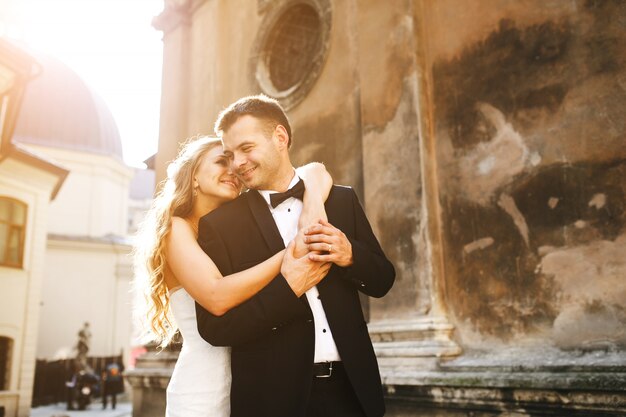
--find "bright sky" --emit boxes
[1,0,164,168]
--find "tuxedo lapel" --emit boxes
[247,190,312,309]
[246,190,285,254]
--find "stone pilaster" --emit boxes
[356,0,460,373]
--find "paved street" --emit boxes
[30,401,131,417]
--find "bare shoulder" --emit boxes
[171,216,190,228]
[170,216,195,236]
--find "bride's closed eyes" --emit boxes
[214,156,230,167]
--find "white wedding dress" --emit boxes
[166,287,231,417]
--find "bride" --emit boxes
[134,136,332,417]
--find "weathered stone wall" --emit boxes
[357,0,429,323]
[425,0,626,352]
[153,0,626,415]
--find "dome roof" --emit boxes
[13,53,123,159]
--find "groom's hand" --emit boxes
[281,241,331,297]
[303,219,353,267]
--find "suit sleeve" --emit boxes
[338,189,395,298]
[195,220,310,347]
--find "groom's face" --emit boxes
[222,115,282,190]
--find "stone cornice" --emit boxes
[47,233,132,251]
[152,0,210,34]
[3,144,69,200]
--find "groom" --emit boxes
[196,94,395,417]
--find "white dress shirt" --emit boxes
[258,173,341,363]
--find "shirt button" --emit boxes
[271,327,278,331]
[322,329,327,333]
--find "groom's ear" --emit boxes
[273,125,290,151]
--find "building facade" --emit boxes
[0,39,68,417]
[10,53,139,368]
[152,0,626,415]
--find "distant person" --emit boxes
[101,362,123,410]
[134,136,333,417]
[65,372,77,410]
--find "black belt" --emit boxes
[312,361,342,378]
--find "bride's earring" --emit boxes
[193,186,198,197]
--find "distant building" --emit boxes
[10,50,154,371]
[0,39,68,417]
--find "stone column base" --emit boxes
[124,346,179,417]
[369,317,462,371]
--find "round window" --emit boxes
[251,1,331,109]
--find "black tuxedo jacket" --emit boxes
[196,185,395,417]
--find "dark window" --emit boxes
[0,197,27,268]
[264,4,322,92]
[0,337,11,390]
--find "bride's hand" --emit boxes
[292,228,310,259]
[297,162,331,229]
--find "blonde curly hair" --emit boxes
[134,136,223,347]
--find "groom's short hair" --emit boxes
[214,94,293,148]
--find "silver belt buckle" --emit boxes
[317,362,333,378]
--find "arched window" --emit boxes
[0,197,27,268]
[0,336,11,390]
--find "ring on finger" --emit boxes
[327,244,332,253]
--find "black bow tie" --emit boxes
[269,179,305,208]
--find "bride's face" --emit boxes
[194,146,242,204]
